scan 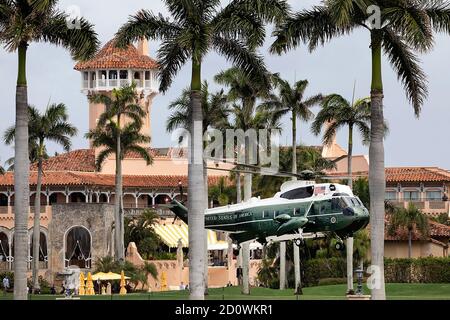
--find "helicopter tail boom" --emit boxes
[167,200,189,224]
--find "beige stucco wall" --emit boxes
[100,157,233,176]
[126,242,261,291]
[383,241,447,258]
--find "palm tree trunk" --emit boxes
[14,43,30,300]
[242,136,251,295]
[188,60,205,300]
[291,110,302,294]
[369,32,386,300]
[292,111,297,178]
[346,236,354,293]
[279,241,286,290]
[347,125,353,190]
[346,125,354,293]
[115,120,124,261]
[408,229,412,258]
[293,243,302,294]
[203,161,209,295]
[32,153,43,292]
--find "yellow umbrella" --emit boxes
[91,272,108,281]
[79,272,85,296]
[119,270,127,295]
[160,271,168,292]
[92,272,130,281]
[86,272,95,295]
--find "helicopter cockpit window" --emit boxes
[331,198,347,210]
[280,186,314,200]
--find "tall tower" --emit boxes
[74,39,159,148]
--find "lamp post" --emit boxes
[355,268,364,295]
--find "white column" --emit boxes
[280,242,286,290]
[135,194,139,208]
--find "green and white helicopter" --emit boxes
[168,165,369,250]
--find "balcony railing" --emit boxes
[124,206,175,217]
[387,200,449,214]
[82,77,159,91]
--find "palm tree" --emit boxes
[115,0,289,300]
[216,66,280,294]
[124,209,162,260]
[166,80,230,294]
[312,94,371,190]
[311,94,371,293]
[271,0,450,300]
[4,103,77,293]
[260,79,322,178]
[166,81,230,135]
[388,203,429,258]
[86,85,153,262]
[0,0,98,300]
[141,261,158,290]
[260,79,322,294]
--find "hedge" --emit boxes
[384,257,450,283]
[303,257,450,286]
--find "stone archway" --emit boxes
[65,226,92,268]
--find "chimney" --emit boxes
[137,38,149,56]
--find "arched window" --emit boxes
[30,232,48,266]
[65,226,91,268]
[99,194,108,203]
[70,192,85,203]
[0,194,8,207]
[155,194,171,205]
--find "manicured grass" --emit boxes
[1,283,449,300]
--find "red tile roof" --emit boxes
[385,167,450,183]
[29,148,178,172]
[326,167,450,183]
[0,171,226,188]
[74,40,158,71]
[30,149,96,172]
[385,218,450,241]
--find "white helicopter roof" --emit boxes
[274,181,353,198]
[206,182,354,215]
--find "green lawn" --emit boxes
[1,283,449,300]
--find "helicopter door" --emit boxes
[309,200,336,231]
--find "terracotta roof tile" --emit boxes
[385,218,450,241]
[30,149,96,172]
[74,40,158,71]
[385,167,450,183]
[0,171,226,188]
[326,167,450,183]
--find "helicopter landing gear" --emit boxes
[294,238,304,247]
[334,241,345,251]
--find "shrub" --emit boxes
[303,258,347,287]
[385,257,450,283]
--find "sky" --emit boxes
[0,0,449,169]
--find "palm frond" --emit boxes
[382,28,428,116]
[115,9,181,48]
[41,12,99,61]
[271,6,354,54]
[157,36,190,93]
